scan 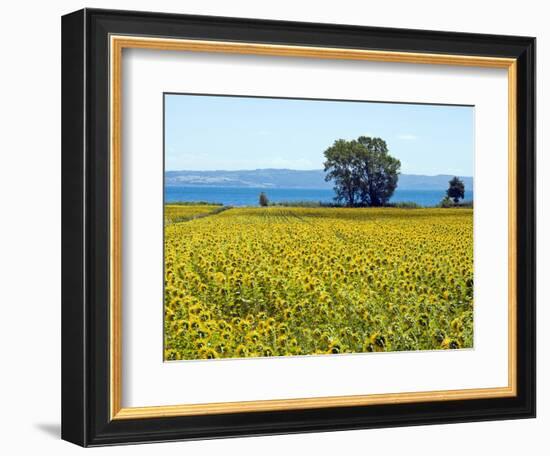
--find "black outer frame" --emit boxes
[61,8,536,447]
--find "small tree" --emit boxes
[446,177,465,204]
[259,192,269,207]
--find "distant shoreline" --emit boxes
[165,169,474,192]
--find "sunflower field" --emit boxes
[164,206,473,360]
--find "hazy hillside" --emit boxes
[165,169,473,191]
[397,174,473,191]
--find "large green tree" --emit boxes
[323,136,401,207]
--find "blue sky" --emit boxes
[165,94,473,176]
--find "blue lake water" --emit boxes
[165,186,473,207]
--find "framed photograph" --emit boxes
[61,8,535,447]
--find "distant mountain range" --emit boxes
[165,169,473,191]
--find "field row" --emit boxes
[164,204,224,225]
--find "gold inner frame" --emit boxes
[109,35,518,420]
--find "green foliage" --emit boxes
[391,201,422,209]
[271,200,322,207]
[323,139,361,206]
[168,201,222,206]
[446,176,465,204]
[438,197,473,209]
[323,136,401,207]
[259,192,269,207]
[439,196,454,208]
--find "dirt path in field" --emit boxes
[169,206,233,225]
